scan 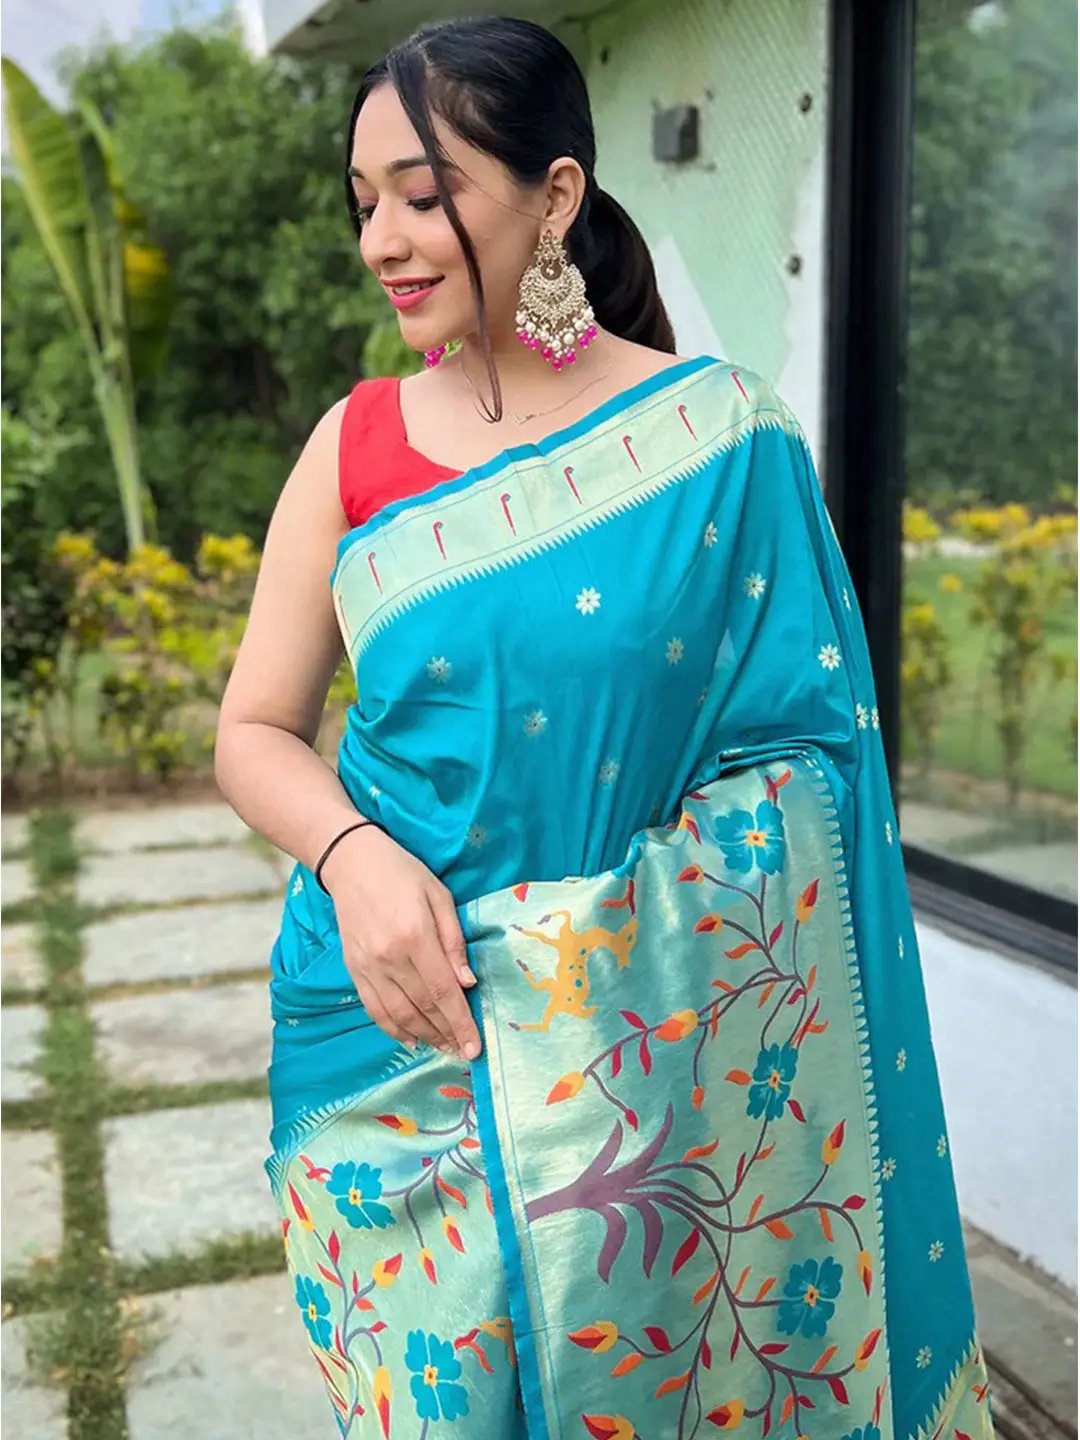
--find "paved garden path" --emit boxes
[1,799,1075,1437]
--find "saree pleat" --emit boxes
[264,358,995,1439]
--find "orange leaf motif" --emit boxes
[779,1395,795,1428]
[811,1345,838,1375]
[757,982,776,1009]
[822,1120,846,1166]
[682,1137,719,1162]
[858,1249,873,1295]
[694,913,724,933]
[764,1218,794,1240]
[655,1372,691,1398]
[725,1069,752,1086]
[546,1071,586,1105]
[442,1216,465,1253]
[747,1194,765,1224]
[611,1353,643,1378]
[437,1176,468,1208]
[439,1085,472,1100]
[795,879,820,924]
[582,1417,635,1440]
[818,1207,834,1242]
[692,1269,720,1305]
[753,1276,776,1302]
[656,1009,699,1042]
[568,1322,618,1353]
[691,1085,706,1110]
[725,942,759,959]
[854,1327,883,1371]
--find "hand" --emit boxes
[319,824,482,1060]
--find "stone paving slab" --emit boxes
[76,846,279,911]
[1,1004,48,1101]
[1,1315,69,1439]
[1,812,29,856]
[75,801,251,854]
[125,1273,327,1439]
[1,1130,63,1279]
[968,1238,1077,1424]
[3,923,45,991]
[83,899,280,989]
[2,860,33,911]
[91,981,269,1088]
[103,1099,278,1262]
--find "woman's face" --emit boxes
[349,84,543,354]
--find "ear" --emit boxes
[543,156,587,236]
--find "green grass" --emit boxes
[9,810,286,1434]
[20,810,132,1439]
[902,553,1076,805]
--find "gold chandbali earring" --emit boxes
[515,230,597,371]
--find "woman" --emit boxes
[215,16,994,1440]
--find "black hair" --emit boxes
[345,14,676,421]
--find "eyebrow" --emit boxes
[347,155,451,181]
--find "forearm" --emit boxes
[214,720,366,873]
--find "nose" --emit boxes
[360,202,410,274]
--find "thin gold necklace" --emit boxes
[458,357,613,426]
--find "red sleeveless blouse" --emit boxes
[339,377,463,530]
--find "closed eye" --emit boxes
[352,194,441,226]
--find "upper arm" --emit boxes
[217,397,350,747]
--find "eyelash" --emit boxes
[353,195,440,226]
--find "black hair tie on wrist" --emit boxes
[313,819,383,893]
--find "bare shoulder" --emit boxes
[276,395,350,517]
[605,336,697,384]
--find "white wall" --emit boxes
[918,917,1077,1289]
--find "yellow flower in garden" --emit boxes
[939,573,962,594]
[901,504,940,546]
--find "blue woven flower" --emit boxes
[714,800,785,873]
[747,1042,798,1121]
[777,1257,843,1338]
[327,1161,395,1230]
[295,1274,332,1348]
[405,1329,469,1422]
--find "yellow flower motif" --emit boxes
[938,573,963,594]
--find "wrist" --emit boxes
[316,819,387,893]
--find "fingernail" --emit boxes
[459,967,477,986]
[463,1041,480,1060]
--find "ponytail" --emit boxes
[570,186,676,354]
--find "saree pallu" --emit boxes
[265,358,995,1439]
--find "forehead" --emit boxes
[349,82,505,188]
[350,84,422,173]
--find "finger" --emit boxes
[414,903,483,1059]
[353,971,436,1052]
[385,961,460,1054]
[430,887,477,988]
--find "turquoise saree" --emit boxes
[265,357,994,1439]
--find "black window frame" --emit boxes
[824,0,1077,976]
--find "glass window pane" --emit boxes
[901,0,1078,902]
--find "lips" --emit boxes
[383,276,444,312]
